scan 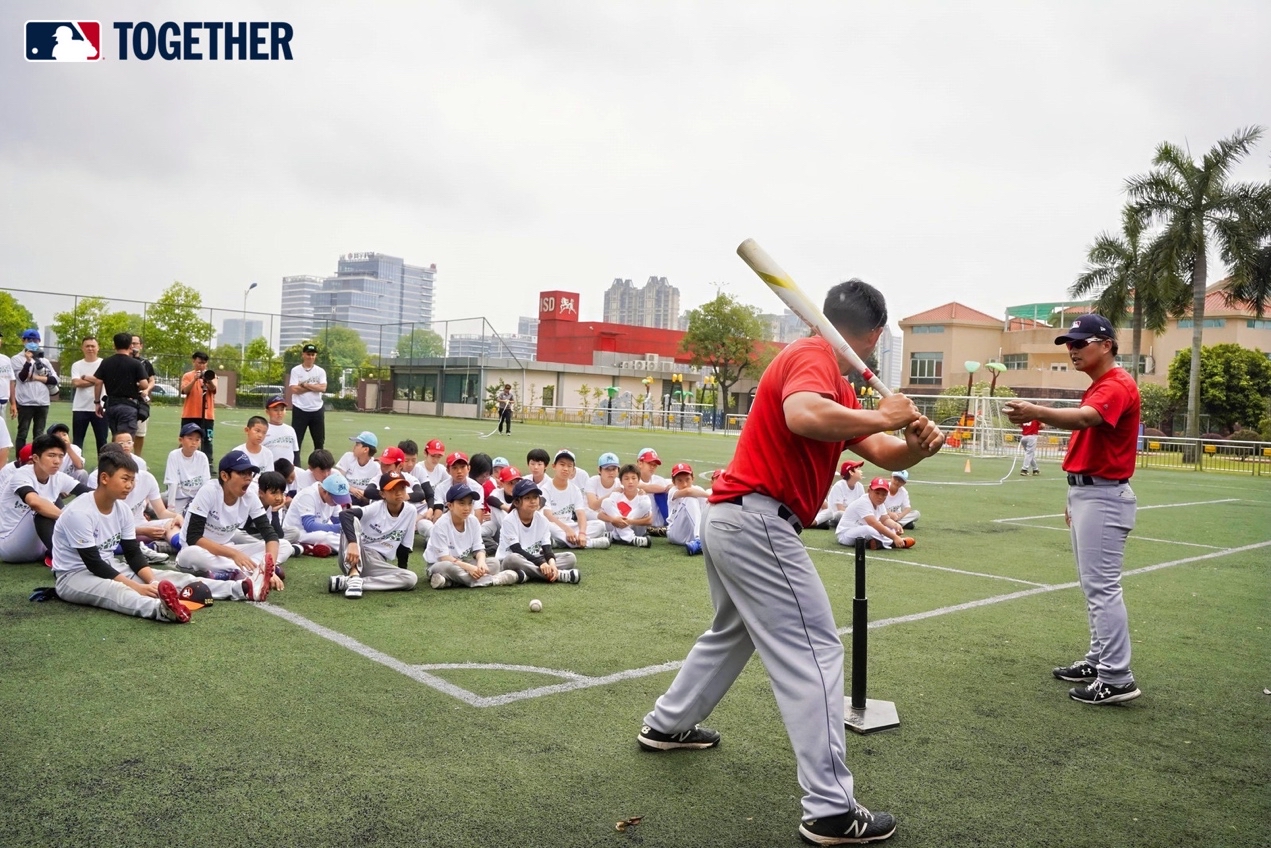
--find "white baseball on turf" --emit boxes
[529,599,542,612]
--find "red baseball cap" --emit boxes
[425,439,445,456]
[670,462,693,478]
[498,465,523,484]
[868,477,890,491]
[378,446,406,465]
[637,448,661,465]
[840,460,864,476]
[446,451,469,467]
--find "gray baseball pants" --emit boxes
[1021,435,1039,472]
[500,550,577,582]
[1067,482,1137,685]
[55,567,244,621]
[643,496,857,820]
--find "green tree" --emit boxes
[0,292,36,357]
[1138,383,1175,432]
[1127,126,1271,438]
[241,337,282,387]
[680,294,766,414]
[141,282,215,374]
[1071,205,1182,382]
[395,328,445,358]
[1167,343,1271,435]
[208,344,245,376]
[50,297,145,353]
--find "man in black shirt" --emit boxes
[93,332,150,439]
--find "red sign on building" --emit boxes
[538,291,580,322]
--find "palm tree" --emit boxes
[1071,205,1181,383]
[1126,126,1270,439]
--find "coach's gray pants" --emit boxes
[1021,435,1039,473]
[1067,482,1137,685]
[644,498,857,820]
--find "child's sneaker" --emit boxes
[491,570,519,586]
[588,536,611,550]
[799,805,896,844]
[328,575,347,594]
[141,545,170,564]
[156,580,191,624]
[685,539,702,556]
[303,543,333,558]
[344,575,363,599]
[631,536,650,548]
[556,568,580,584]
[896,537,915,549]
[430,573,451,589]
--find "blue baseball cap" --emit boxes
[21,328,40,341]
[1055,314,1116,344]
[511,478,542,500]
[351,431,378,449]
[597,452,620,469]
[321,474,352,505]
[891,470,909,482]
[492,456,510,469]
[445,482,480,504]
[179,423,204,437]
[218,450,258,474]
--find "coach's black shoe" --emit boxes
[1069,679,1141,705]
[637,724,720,751]
[1052,659,1097,682]
[799,806,896,844]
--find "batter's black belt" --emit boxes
[1067,474,1130,487]
[722,494,803,534]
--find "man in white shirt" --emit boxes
[287,343,327,453]
[10,329,59,453]
[835,477,914,550]
[69,336,108,453]
[812,460,866,529]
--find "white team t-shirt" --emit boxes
[542,482,587,527]
[665,490,701,527]
[353,500,416,558]
[883,488,911,514]
[51,494,135,575]
[0,467,81,540]
[70,358,102,412]
[496,509,554,561]
[164,449,210,514]
[838,496,887,532]
[231,443,276,473]
[283,483,340,533]
[826,479,865,511]
[571,468,591,491]
[180,480,266,546]
[123,470,163,520]
[433,478,485,511]
[336,453,379,491]
[424,514,484,564]
[418,463,448,489]
[264,423,300,459]
[585,475,622,506]
[288,364,327,412]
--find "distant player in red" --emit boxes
[1005,314,1142,706]
[1020,418,1043,476]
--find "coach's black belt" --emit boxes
[723,494,803,534]
[105,397,141,407]
[1067,474,1130,487]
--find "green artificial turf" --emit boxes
[1,405,1267,847]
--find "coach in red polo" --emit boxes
[1005,313,1142,705]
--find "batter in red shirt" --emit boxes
[637,279,944,845]
[1005,313,1142,706]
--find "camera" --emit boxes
[32,348,45,359]
[201,369,217,383]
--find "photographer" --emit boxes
[10,329,60,453]
[180,351,217,461]
[92,332,150,440]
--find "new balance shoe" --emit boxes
[1052,659,1097,682]
[631,536,650,548]
[799,806,897,845]
[685,539,702,556]
[1069,679,1141,705]
[344,575,363,599]
[141,545,170,564]
[430,573,451,589]
[491,570,519,586]
[588,536,611,550]
[556,568,580,584]
[328,575,348,594]
[303,543,333,558]
[637,724,721,752]
[156,580,191,624]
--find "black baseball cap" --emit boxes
[1055,314,1116,344]
[218,450,258,474]
[180,423,204,437]
[379,471,409,492]
[511,478,542,500]
[445,482,480,503]
[302,344,318,353]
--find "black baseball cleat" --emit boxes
[637,724,720,751]
[1069,679,1141,705]
[799,806,897,844]
[1052,659,1098,682]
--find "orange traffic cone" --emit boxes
[964,458,972,474]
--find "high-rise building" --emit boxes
[759,310,807,344]
[517,316,539,337]
[218,318,264,349]
[281,254,437,354]
[602,276,680,329]
[447,333,537,361]
[280,275,324,349]
[876,325,903,391]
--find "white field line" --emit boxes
[804,544,1048,587]
[991,498,1239,525]
[1000,521,1223,550]
[259,539,1271,706]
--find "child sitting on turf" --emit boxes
[263,396,301,465]
[600,463,653,548]
[336,431,380,502]
[51,451,266,624]
[525,448,551,491]
[292,449,336,492]
[585,452,622,520]
[812,460,866,529]
[487,463,521,515]
[97,443,182,561]
[496,478,580,584]
[884,470,920,529]
[164,423,210,516]
[415,438,449,490]
[425,482,518,589]
[283,472,347,557]
[47,423,90,485]
[666,462,710,555]
[331,472,419,599]
[231,416,275,477]
[543,449,610,549]
[635,447,671,535]
[835,477,914,550]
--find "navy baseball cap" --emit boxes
[511,478,542,500]
[218,450,258,474]
[265,395,287,408]
[1055,314,1116,344]
[445,482,480,503]
[180,423,204,437]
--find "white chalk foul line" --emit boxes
[805,544,1048,587]
[999,522,1224,549]
[259,539,1271,706]
[991,498,1239,524]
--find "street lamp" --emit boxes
[240,282,259,367]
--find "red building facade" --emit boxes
[534,290,694,366]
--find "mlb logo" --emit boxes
[25,21,101,61]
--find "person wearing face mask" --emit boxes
[10,329,60,454]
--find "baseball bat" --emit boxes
[736,238,892,397]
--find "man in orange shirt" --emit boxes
[179,351,217,461]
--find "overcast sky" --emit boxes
[4,1,1269,341]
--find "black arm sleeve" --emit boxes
[71,483,93,496]
[77,546,123,580]
[407,484,427,504]
[339,507,366,543]
[249,512,277,544]
[119,538,151,572]
[15,486,37,503]
[395,544,411,569]
[508,542,546,567]
[363,484,382,502]
[421,482,435,509]
[487,494,505,511]
[540,539,557,562]
[185,513,207,546]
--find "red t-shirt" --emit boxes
[1062,367,1140,480]
[710,337,860,526]
[1021,420,1041,437]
